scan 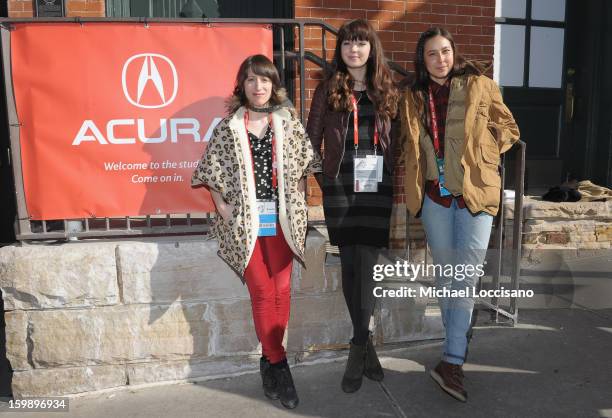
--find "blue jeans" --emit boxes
[421,194,493,365]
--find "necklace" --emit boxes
[247,103,282,113]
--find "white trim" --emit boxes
[271,109,301,257]
[228,107,259,267]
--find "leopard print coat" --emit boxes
[192,106,322,279]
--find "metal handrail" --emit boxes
[2,18,528,324]
[476,139,526,324]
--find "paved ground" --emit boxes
[1,307,610,418]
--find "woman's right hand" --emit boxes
[210,189,233,221]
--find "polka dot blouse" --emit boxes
[248,125,276,200]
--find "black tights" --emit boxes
[338,244,379,346]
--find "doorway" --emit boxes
[495,0,611,190]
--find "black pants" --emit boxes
[338,244,379,346]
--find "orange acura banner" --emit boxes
[10,22,272,220]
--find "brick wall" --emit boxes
[6,0,496,246]
[296,0,495,223]
[8,0,33,17]
[296,0,495,110]
[65,0,105,16]
[8,0,105,17]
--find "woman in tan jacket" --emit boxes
[400,27,519,402]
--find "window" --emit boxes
[494,0,566,88]
[107,0,219,17]
[107,0,291,19]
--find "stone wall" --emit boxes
[3,199,610,396]
[393,196,612,253]
[0,230,443,396]
[512,197,612,250]
[510,198,612,310]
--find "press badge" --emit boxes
[354,155,382,192]
[436,158,452,197]
[376,155,384,182]
[257,200,277,236]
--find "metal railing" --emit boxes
[1,17,527,323]
[476,140,526,324]
[0,17,409,241]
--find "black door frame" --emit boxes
[498,0,611,188]
[495,0,569,190]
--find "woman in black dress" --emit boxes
[306,19,399,393]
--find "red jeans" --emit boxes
[243,227,294,364]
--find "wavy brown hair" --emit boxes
[327,19,398,121]
[411,27,467,134]
[226,54,285,115]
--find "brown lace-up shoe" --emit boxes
[430,361,467,402]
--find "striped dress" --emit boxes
[322,93,393,247]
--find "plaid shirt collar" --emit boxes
[429,77,451,96]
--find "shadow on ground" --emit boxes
[3,308,610,418]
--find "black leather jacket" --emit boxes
[306,81,398,181]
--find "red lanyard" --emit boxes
[350,93,378,151]
[244,110,277,189]
[427,84,442,159]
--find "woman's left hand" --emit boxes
[298,177,307,198]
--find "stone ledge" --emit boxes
[3,232,447,397]
[505,197,612,221]
[126,357,256,386]
[206,299,259,356]
[291,229,330,294]
[287,292,353,351]
[4,310,29,371]
[523,219,609,233]
[378,283,444,343]
[116,240,246,305]
[12,365,127,397]
[27,303,211,368]
[0,243,119,310]
[117,230,330,304]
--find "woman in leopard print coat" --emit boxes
[192,55,320,409]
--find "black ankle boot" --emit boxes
[271,360,299,409]
[341,340,367,393]
[364,335,384,381]
[259,357,279,400]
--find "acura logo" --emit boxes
[122,53,178,109]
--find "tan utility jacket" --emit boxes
[400,62,520,216]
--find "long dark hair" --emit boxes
[412,27,466,132]
[327,19,398,121]
[226,54,285,115]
